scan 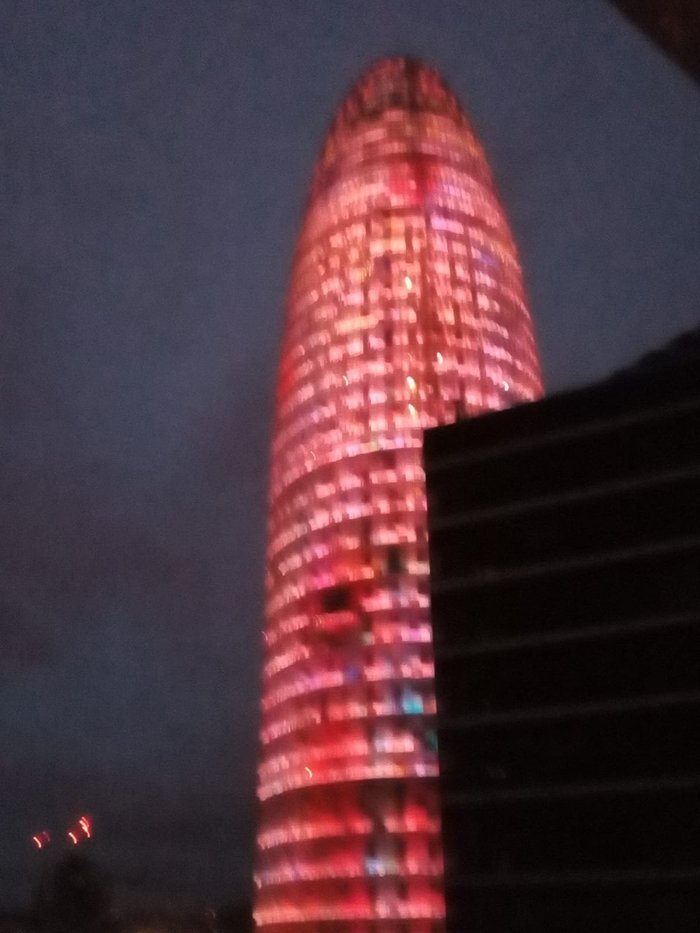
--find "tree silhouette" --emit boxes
[41,853,112,932]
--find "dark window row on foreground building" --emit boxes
[425,332,700,933]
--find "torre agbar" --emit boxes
[255,58,542,931]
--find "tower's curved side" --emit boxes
[255,58,542,932]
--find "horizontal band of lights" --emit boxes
[259,762,440,803]
[261,657,435,714]
[255,56,542,930]
[258,814,441,851]
[261,693,437,748]
[254,898,445,926]
[256,856,443,889]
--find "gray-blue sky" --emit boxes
[1,0,698,910]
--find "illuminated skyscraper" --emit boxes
[255,58,542,931]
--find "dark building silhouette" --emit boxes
[34,853,113,933]
[424,330,700,933]
[610,0,700,82]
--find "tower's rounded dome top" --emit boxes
[334,57,465,127]
[310,57,474,200]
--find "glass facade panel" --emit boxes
[255,57,542,931]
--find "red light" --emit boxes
[31,831,51,850]
[65,814,92,845]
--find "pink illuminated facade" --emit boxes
[255,58,542,931]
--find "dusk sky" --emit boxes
[1,0,698,911]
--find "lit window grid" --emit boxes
[256,58,542,931]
